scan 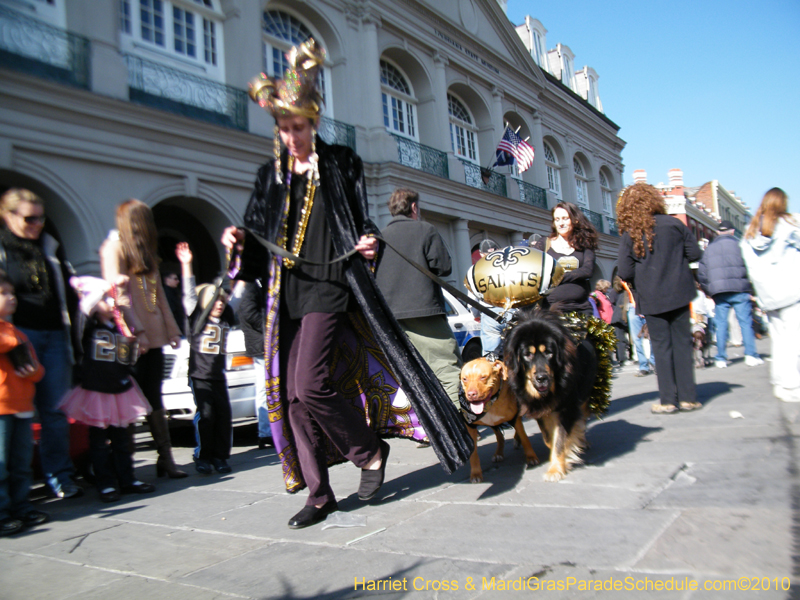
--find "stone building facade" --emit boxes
[0,0,625,284]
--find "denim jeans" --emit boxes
[480,307,506,355]
[18,328,74,487]
[713,292,758,361]
[0,414,34,519]
[253,356,271,439]
[628,306,655,372]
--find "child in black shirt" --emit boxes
[59,276,155,502]
[177,243,235,474]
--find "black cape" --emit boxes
[234,139,472,474]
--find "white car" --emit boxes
[442,288,483,362]
[161,291,482,421]
[161,328,256,422]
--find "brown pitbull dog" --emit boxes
[459,357,539,483]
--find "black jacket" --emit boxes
[617,214,702,315]
[375,215,451,320]
[237,281,264,358]
[697,233,752,297]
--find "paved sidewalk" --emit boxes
[2,339,798,599]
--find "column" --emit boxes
[529,112,549,205]
[453,218,473,282]
[67,1,127,98]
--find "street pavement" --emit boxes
[2,338,798,600]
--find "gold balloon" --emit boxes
[464,246,565,309]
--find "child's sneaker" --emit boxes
[20,510,50,528]
[212,458,232,474]
[0,517,23,536]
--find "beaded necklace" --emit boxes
[135,273,158,313]
[109,285,134,338]
[280,154,320,268]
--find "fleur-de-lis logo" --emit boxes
[485,247,529,270]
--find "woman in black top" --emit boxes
[534,201,599,314]
[0,188,80,499]
[617,183,702,414]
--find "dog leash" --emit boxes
[243,227,504,323]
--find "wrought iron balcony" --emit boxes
[461,160,507,197]
[516,180,548,210]
[318,116,356,152]
[605,216,619,236]
[0,5,90,89]
[391,134,449,179]
[580,207,604,232]
[125,54,247,131]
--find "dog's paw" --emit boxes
[470,472,484,483]
[543,468,565,482]
[491,454,505,463]
[525,454,540,467]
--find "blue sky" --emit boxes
[505,0,800,214]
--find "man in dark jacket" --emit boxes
[375,188,462,407]
[697,220,763,368]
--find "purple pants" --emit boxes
[282,312,379,506]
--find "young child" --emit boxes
[59,276,155,502]
[0,269,49,536]
[176,242,235,475]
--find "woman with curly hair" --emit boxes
[533,201,599,314]
[617,183,702,414]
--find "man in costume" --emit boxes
[221,39,471,529]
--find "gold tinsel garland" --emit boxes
[559,312,616,418]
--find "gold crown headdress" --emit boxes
[248,38,326,120]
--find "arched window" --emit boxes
[599,171,612,214]
[120,0,224,79]
[448,93,478,162]
[380,60,417,140]
[262,9,332,115]
[573,157,588,207]
[543,141,561,199]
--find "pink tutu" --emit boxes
[59,381,151,428]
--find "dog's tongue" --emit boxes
[469,401,485,414]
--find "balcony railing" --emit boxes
[318,116,356,152]
[605,216,619,236]
[461,160,507,197]
[0,5,90,89]
[125,54,248,131]
[581,207,604,232]
[517,180,548,210]
[391,134,449,179]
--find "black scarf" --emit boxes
[0,227,51,299]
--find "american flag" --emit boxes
[494,126,535,173]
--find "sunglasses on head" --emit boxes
[15,212,45,224]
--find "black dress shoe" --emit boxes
[99,487,121,503]
[258,436,274,449]
[287,500,338,529]
[358,439,390,501]
[121,481,156,494]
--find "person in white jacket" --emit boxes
[741,188,800,402]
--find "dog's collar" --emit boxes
[458,384,501,424]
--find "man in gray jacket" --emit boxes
[375,188,462,407]
[697,220,763,368]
